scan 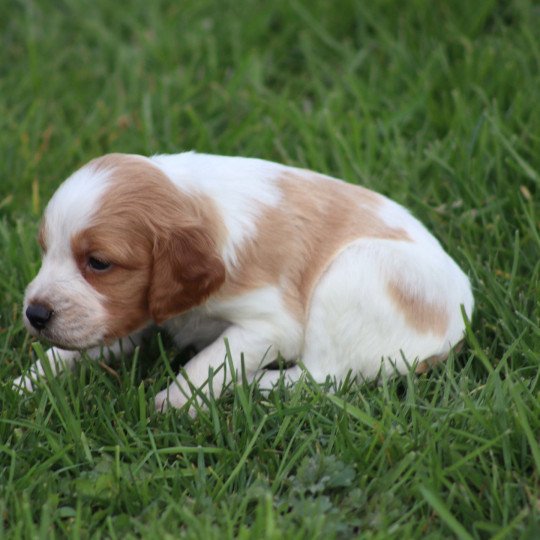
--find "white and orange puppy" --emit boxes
[16,153,473,411]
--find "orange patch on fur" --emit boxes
[387,280,449,336]
[220,170,410,320]
[71,154,226,340]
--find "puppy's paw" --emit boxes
[154,377,210,417]
[154,384,197,416]
[12,375,36,394]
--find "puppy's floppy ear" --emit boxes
[148,225,226,323]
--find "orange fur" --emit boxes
[220,171,410,320]
[387,280,449,336]
[70,157,445,339]
[71,154,226,339]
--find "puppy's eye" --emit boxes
[88,256,112,272]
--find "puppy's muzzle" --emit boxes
[26,303,53,330]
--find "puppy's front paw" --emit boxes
[154,385,191,414]
[12,375,36,394]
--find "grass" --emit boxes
[1,0,539,537]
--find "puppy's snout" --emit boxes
[26,303,53,330]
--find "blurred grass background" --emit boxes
[1,0,539,538]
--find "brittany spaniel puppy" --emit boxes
[16,153,474,411]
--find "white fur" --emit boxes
[18,152,474,413]
[44,165,112,239]
[23,165,112,348]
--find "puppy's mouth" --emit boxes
[24,314,105,351]
[31,330,104,351]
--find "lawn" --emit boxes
[1,0,539,538]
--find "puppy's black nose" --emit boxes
[26,304,53,330]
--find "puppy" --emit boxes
[16,152,474,411]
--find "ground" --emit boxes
[1,0,539,538]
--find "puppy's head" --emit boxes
[23,154,225,350]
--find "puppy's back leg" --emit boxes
[298,240,473,384]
